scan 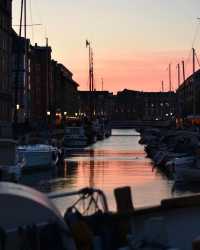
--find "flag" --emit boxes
[86,40,90,47]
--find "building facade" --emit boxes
[30,43,52,127]
[176,69,200,120]
[79,91,114,118]
[113,89,176,121]
[0,0,13,136]
[12,30,30,124]
[51,62,79,125]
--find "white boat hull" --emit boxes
[17,145,59,170]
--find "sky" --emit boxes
[12,0,200,93]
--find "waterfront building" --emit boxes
[12,30,30,124]
[176,69,200,122]
[113,90,141,120]
[30,43,52,127]
[79,91,114,118]
[0,0,13,136]
[113,89,176,121]
[51,61,79,126]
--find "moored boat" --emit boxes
[63,126,88,148]
[2,183,200,250]
[174,158,200,183]
[17,144,59,170]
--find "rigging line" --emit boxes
[19,0,24,36]
[192,22,200,48]
[185,49,192,68]
[184,22,200,71]
[195,52,200,68]
[29,0,34,42]
[34,0,42,24]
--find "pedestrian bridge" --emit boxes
[111,120,171,129]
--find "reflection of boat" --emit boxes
[38,178,69,193]
[5,183,200,250]
[17,144,59,170]
[63,126,88,148]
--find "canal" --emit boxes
[21,129,199,214]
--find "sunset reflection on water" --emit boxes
[21,129,193,214]
[50,129,177,213]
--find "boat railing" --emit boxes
[48,187,109,213]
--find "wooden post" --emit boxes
[114,186,134,213]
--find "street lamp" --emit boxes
[16,104,20,110]
[47,111,50,116]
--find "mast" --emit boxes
[161,80,164,92]
[102,78,104,91]
[182,60,185,82]
[19,0,23,36]
[14,0,25,126]
[177,63,180,87]
[192,48,196,74]
[86,40,94,117]
[182,60,186,119]
[24,0,29,122]
[169,63,172,91]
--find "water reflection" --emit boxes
[20,129,198,213]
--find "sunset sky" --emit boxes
[12,0,200,93]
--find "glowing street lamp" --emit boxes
[16,104,20,110]
[47,111,50,116]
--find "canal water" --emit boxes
[21,129,199,214]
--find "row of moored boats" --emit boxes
[139,128,200,183]
[2,119,112,182]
